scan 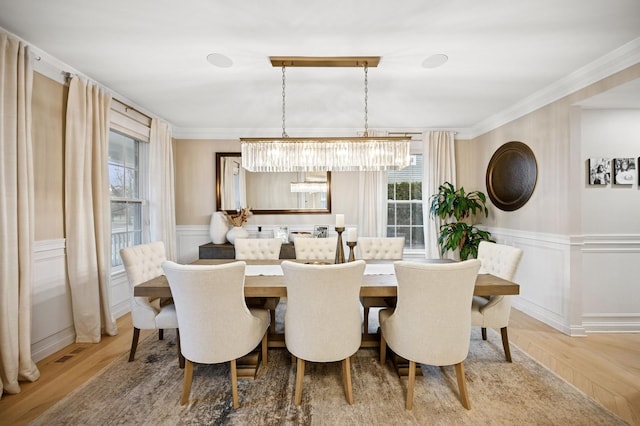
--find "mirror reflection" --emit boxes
[216,153,331,214]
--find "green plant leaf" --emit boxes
[429,182,493,259]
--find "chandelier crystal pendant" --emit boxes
[240,56,411,172]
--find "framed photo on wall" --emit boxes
[613,158,635,185]
[588,158,610,185]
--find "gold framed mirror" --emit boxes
[215,152,332,214]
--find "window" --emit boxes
[109,130,148,267]
[387,154,424,251]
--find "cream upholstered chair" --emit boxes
[281,260,366,405]
[357,237,405,336]
[234,237,282,332]
[161,260,270,408]
[120,241,181,366]
[293,236,338,261]
[379,259,481,410]
[471,241,523,362]
[357,237,405,260]
[234,238,282,260]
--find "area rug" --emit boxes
[32,306,625,426]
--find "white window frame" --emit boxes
[108,128,150,271]
[387,153,425,255]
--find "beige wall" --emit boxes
[32,72,66,240]
[456,64,640,235]
[173,138,237,225]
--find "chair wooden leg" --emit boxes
[176,329,184,369]
[406,360,416,410]
[481,327,487,340]
[128,327,140,362]
[231,359,239,409]
[363,306,370,335]
[180,359,194,405]
[454,362,471,409]
[294,358,305,405]
[380,333,387,364]
[342,357,354,405]
[500,327,512,362]
[262,331,268,365]
[269,309,276,334]
[158,329,164,340]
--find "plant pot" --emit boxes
[226,226,249,245]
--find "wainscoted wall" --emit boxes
[579,234,640,333]
[31,240,130,362]
[486,228,640,336]
[31,240,73,362]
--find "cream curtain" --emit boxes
[65,76,117,343]
[149,119,177,261]
[422,131,456,259]
[357,130,389,237]
[357,171,388,237]
[0,33,40,398]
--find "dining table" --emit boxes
[134,258,519,378]
[135,258,520,300]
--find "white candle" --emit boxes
[346,227,357,242]
[335,214,345,228]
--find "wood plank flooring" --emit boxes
[0,309,638,425]
[508,309,640,425]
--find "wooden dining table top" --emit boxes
[133,258,520,299]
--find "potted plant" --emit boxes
[429,182,494,260]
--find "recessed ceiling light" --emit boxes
[206,53,233,68]
[422,54,448,69]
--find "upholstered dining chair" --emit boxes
[293,236,338,261]
[379,259,481,410]
[120,241,181,366]
[357,237,405,336]
[234,237,282,260]
[471,241,523,362]
[161,260,270,408]
[281,260,366,405]
[235,237,282,332]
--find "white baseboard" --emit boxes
[581,314,640,333]
[31,326,76,363]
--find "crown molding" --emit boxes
[468,37,640,139]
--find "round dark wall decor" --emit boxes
[486,141,537,211]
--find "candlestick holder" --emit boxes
[334,227,345,264]
[347,241,357,262]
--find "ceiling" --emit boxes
[1,0,639,139]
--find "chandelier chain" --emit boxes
[363,63,369,137]
[282,66,288,138]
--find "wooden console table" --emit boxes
[199,242,296,259]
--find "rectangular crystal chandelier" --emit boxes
[240,56,411,173]
[241,137,411,172]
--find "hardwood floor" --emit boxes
[508,309,640,425]
[1,309,638,425]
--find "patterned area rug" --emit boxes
[32,305,625,426]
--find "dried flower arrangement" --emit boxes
[223,207,252,227]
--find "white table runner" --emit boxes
[244,263,395,276]
[245,265,283,276]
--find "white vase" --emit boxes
[209,212,229,244]
[226,226,249,245]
